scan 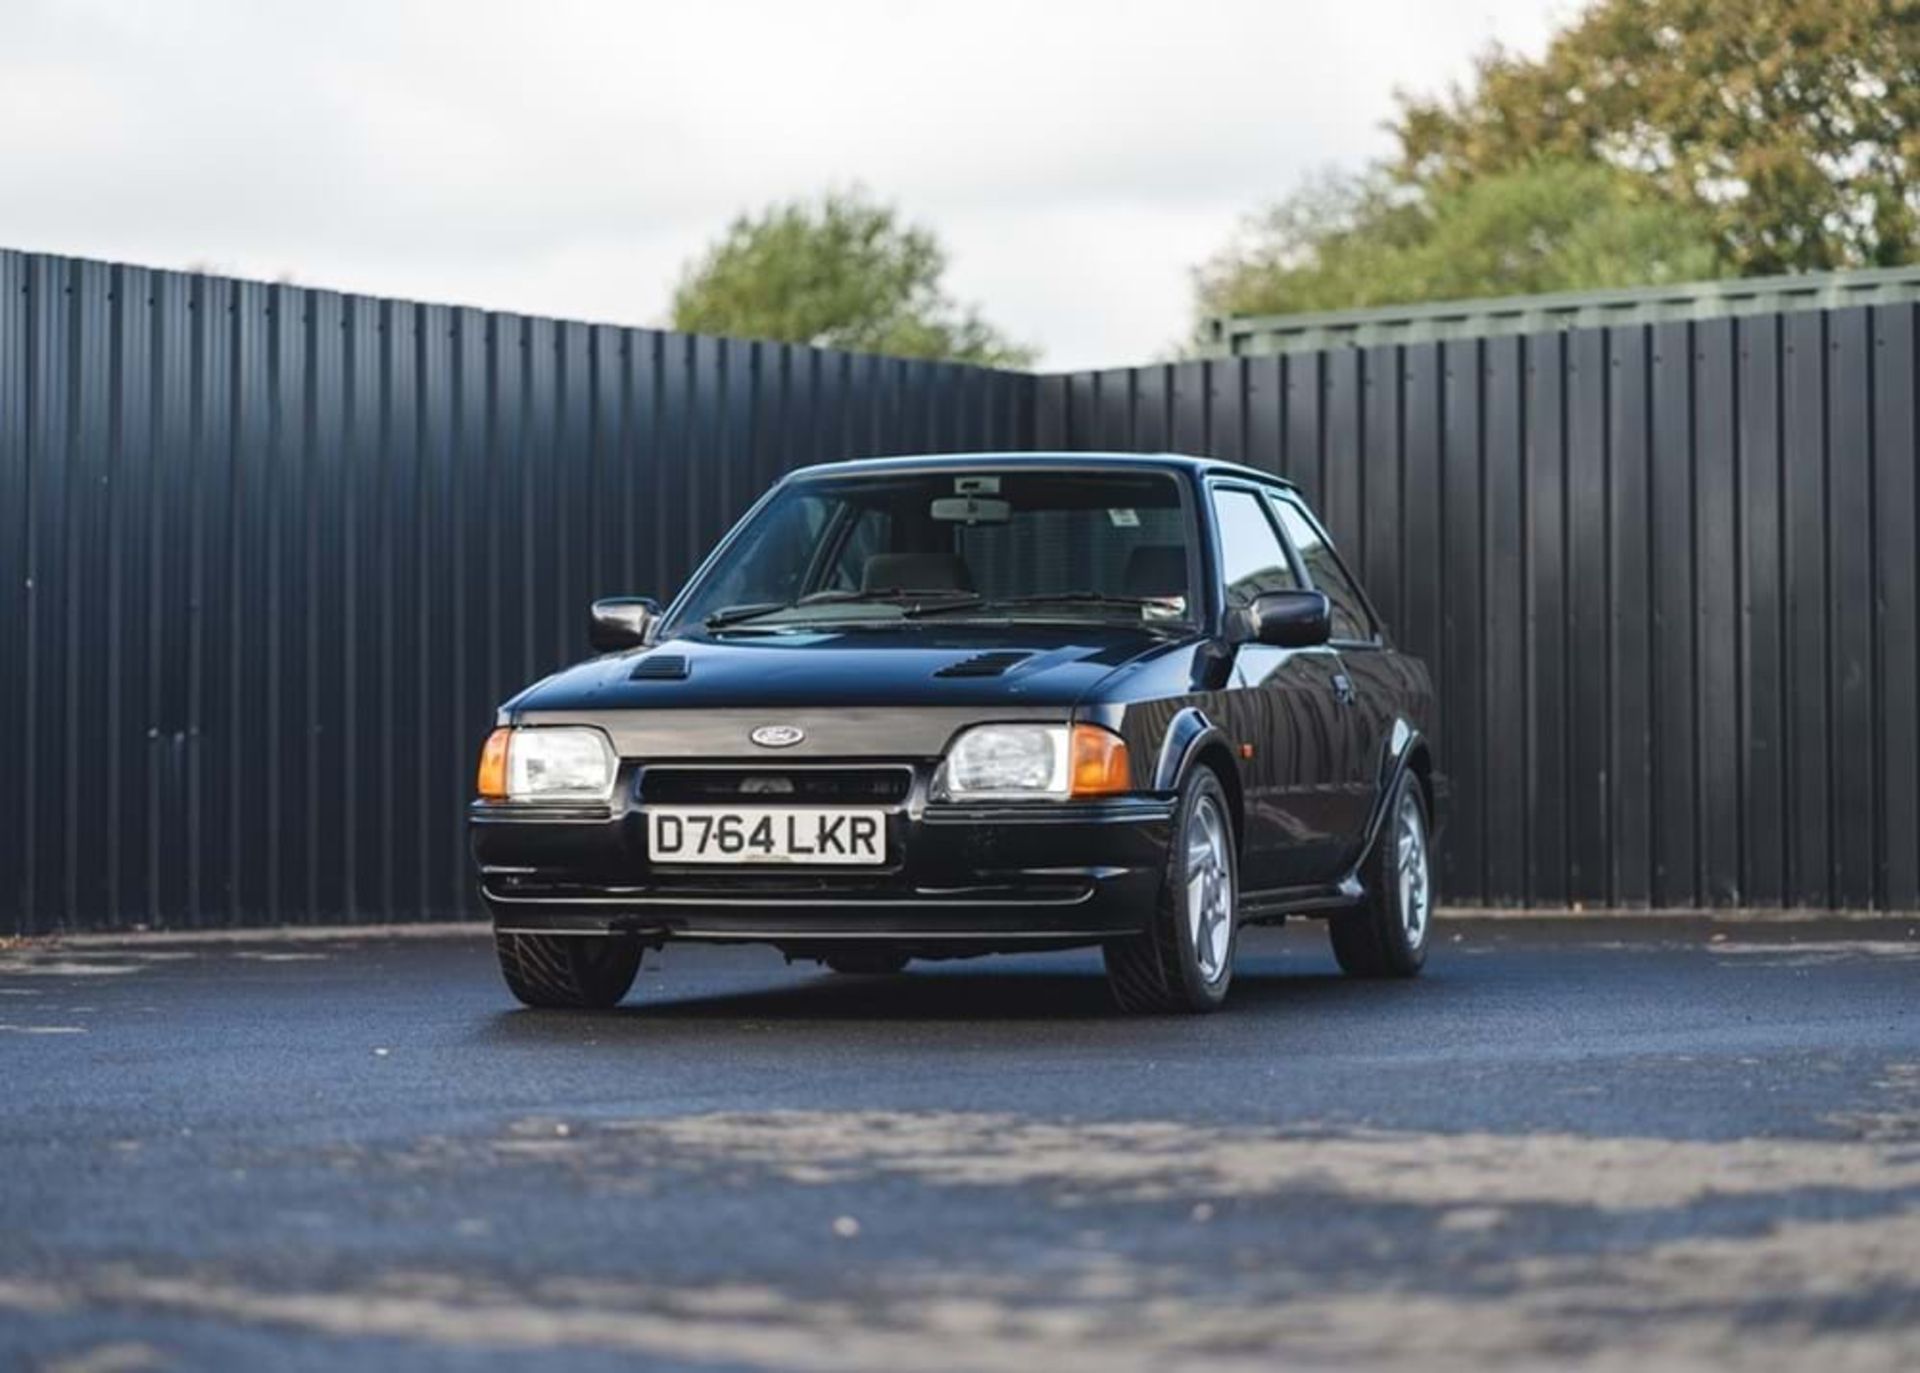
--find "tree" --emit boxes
[1195,159,1724,323]
[671,189,1035,367]
[1393,0,1919,274]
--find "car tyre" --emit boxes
[494,931,643,1009]
[822,951,911,976]
[1329,770,1432,978]
[1104,767,1238,1014]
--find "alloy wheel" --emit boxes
[1397,790,1430,948]
[1185,795,1233,983]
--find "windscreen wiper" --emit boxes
[703,589,883,628]
[905,590,1177,621]
[705,587,980,629]
[703,601,788,629]
[997,591,1162,607]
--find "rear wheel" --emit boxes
[494,931,643,1009]
[1329,772,1431,978]
[1104,768,1237,1014]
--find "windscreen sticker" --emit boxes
[1108,508,1140,527]
[954,475,1001,494]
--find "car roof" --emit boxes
[781,451,1297,489]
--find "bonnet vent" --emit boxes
[934,650,1032,679]
[628,654,690,681]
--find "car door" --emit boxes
[1267,491,1386,870]
[1207,483,1353,890]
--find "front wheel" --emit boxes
[1329,771,1432,978]
[494,931,644,1009]
[1103,768,1238,1014]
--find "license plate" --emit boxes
[646,807,887,865]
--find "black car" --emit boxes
[471,453,1441,1013]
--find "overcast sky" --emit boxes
[3,0,1567,370]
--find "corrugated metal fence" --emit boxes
[1038,307,1919,913]
[3,249,1916,931]
[0,251,1032,933]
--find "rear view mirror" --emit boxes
[589,597,661,652]
[930,495,1010,525]
[1249,589,1331,648]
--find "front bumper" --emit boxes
[471,761,1175,946]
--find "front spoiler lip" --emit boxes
[482,864,1161,943]
[489,892,1151,941]
[494,925,1117,941]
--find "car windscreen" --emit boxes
[667,469,1196,633]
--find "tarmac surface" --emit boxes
[1,915,1916,1371]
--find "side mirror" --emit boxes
[589,597,661,653]
[1249,589,1331,649]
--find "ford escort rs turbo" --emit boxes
[471,453,1441,1013]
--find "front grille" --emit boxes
[637,766,914,806]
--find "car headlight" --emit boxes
[936,724,1130,801]
[476,727,617,803]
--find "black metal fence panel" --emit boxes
[0,251,1034,933]
[4,248,1916,931]
[1036,304,1920,911]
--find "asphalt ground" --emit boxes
[1,915,1916,1372]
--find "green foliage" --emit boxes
[1392,0,1919,274]
[671,189,1035,368]
[1196,160,1725,322]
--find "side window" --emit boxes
[1210,488,1299,609]
[822,506,892,591]
[1269,495,1373,641]
[698,492,830,610]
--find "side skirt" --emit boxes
[1240,874,1365,923]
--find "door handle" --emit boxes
[1331,671,1357,706]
